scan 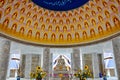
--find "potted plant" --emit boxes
[74,65,93,80]
[30,66,46,80]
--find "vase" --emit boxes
[36,78,42,80]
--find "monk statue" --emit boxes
[54,55,68,71]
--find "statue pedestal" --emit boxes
[53,71,70,80]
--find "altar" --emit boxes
[53,55,70,80]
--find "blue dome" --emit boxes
[32,0,89,11]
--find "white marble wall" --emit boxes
[112,37,120,80]
[0,38,10,80]
[24,54,32,79]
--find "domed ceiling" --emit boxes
[0,0,120,47]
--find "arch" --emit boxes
[73,18,76,22]
[51,33,56,41]
[106,22,112,31]
[35,31,40,39]
[0,0,5,8]
[104,10,110,18]
[5,6,11,15]
[34,22,38,29]
[44,12,48,16]
[20,8,25,14]
[75,32,80,40]
[43,33,48,40]
[50,13,54,17]
[63,26,67,32]
[41,24,45,30]
[59,19,63,24]
[27,12,31,17]
[19,17,24,23]
[85,7,89,11]
[33,14,37,20]
[70,25,74,31]
[59,34,64,40]
[46,18,50,23]
[48,25,52,31]
[98,26,103,34]
[3,18,9,28]
[14,2,20,9]
[26,20,31,26]
[113,17,120,27]
[102,1,107,7]
[90,29,95,37]
[55,26,60,32]
[91,19,96,26]
[77,24,81,30]
[62,13,66,17]
[56,13,60,17]
[68,13,72,17]
[12,12,18,19]
[39,16,43,22]
[79,16,83,21]
[67,33,72,41]
[98,15,103,22]
[82,31,87,39]
[11,23,17,32]
[111,5,118,13]
[91,10,96,16]
[19,27,25,35]
[52,19,56,24]
[84,22,89,28]
[97,6,102,12]
[66,19,70,24]
[79,9,84,14]
[85,14,89,19]
[27,30,32,37]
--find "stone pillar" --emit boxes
[92,53,100,78]
[72,48,80,71]
[24,54,32,79]
[42,48,50,80]
[112,37,120,80]
[0,38,10,80]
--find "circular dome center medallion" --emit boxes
[32,0,89,11]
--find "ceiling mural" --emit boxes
[0,0,120,47]
[32,0,89,11]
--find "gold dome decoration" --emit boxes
[0,0,120,47]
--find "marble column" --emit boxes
[24,54,32,79]
[92,53,100,78]
[0,38,11,80]
[42,48,50,80]
[72,48,80,71]
[112,37,120,80]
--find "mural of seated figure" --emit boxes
[54,55,68,71]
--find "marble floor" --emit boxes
[6,77,118,80]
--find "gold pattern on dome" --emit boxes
[0,0,120,47]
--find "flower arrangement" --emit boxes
[74,65,93,80]
[30,66,46,80]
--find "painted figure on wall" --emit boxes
[12,12,18,19]
[27,30,32,38]
[83,31,87,39]
[35,32,40,39]
[90,29,95,37]
[3,18,9,28]
[59,34,64,40]
[63,26,67,32]
[48,25,52,31]
[98,16,103,22]
[5,7,11,15]
[67,33,72,41]
[105,11,110,18]
[51,33,56,41]
[106,22,112,31]
[11,23,17,32]
[0,0,5,8]
[20,8,25,14]
[77,24,81,30]
[41,24,45,30]
[26,20,31,26]
[19,17,24,23]
[98,26,104,34]
[34,22,38,29]
[43,33,48,40]
[56,26,60,32]
[19,27,24,35]
[75,32,80,40]
[113,17,120,27]
[111,5,118,13]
